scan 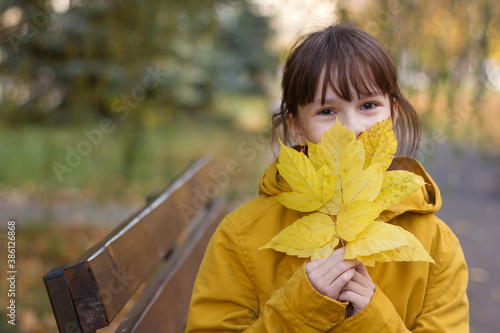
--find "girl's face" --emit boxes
[288,82,394,145]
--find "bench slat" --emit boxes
[116,199,227,333]
[44,266,86,333]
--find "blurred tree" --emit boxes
[0,0,217,124]
[213,0,277,95]
[0,0,276,126]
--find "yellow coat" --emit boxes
[186,157,469,332]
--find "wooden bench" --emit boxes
[43,155,229,332]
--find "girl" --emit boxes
[186,24,469,332]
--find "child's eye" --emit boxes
[361,103,377,110]
[318,109,336,115]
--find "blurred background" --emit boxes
[0,0,499,332]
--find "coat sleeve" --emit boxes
[328,234,469,332]
[185,217,348,332]
[411,235,469,332]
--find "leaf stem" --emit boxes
[322,204,345,248]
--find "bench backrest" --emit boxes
[43,155,229,332]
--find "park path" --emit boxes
[0,194,137,227]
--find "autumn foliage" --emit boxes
[261,119,434,266]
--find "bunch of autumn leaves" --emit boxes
[261,118,434,266]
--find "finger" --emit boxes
[340,278,370,296]
[307,259,356,298]
[306,247,346,274]
[307,257,355,285]
[338,285,373,307]
[350,271,375,291]
[338,277,376,317]
[307,248,343,268]
[328,267,355,298]
[338,280,365,301]
[339,278,376,309]
[321,260,360,286]
[337,289,354,303]
[354,263,371,279]
[338,289,365,304]
[322,247,346,263]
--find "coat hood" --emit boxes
[258,155,442,220]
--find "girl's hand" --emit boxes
[305,248,359,299]
[338,264,376,317]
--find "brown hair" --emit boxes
[272,24,420,157]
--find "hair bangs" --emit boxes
[282,33,329,112]
[320,38,395,104]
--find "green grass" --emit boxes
[0,94,274,205]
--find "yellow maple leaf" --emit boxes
[310,241,338,260]
[309,141,342,215]
[260,212,339,259]
[277,142,336,204]
[342,163,384,204]
[276,165,336,212]
[344,221,408,259]
[275,192,324,212]
[307,140,328,171]
[310,122,364,192]
[374,170,426,207]
[355,227,435,266]
[358,117,397,171]
[263,119,431,266]
[336,201,386,242]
